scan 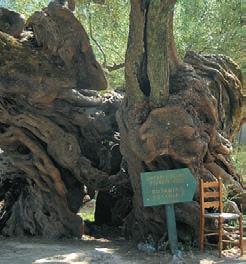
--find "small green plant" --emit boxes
[78,199,96,222]
[80,210,95,222]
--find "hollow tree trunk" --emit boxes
[117,0,243,243]
[0,2,124,238]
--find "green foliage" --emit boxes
[174,0,243,64]
[0,0,49,17]
[231,143,246,180]
[75,0,129,88]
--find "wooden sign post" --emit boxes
[141,168,196,255]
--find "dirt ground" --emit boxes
[0,235,245,264]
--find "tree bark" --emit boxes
[0,3,124,238]
[117,0,243,243]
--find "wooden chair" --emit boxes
[199,178,243,257]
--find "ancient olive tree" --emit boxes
[117,0,243,243]
[0,0,243,245]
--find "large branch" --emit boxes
[147,0,176,106]
[125,0,147,104]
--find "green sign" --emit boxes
[141,168,196,206]
[140,168,196,256]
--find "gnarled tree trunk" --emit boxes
[117,0,243,244]
[0,2,125,238]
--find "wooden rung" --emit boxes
[204,229,219,233]
[204,192,219,198]
[203,181,219,188]
[224,231,240,235]
[205,233,219,236]
[222,240,240,244]
[204,201,220,208]
[224,226,240,230]
[204,242,218,247]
